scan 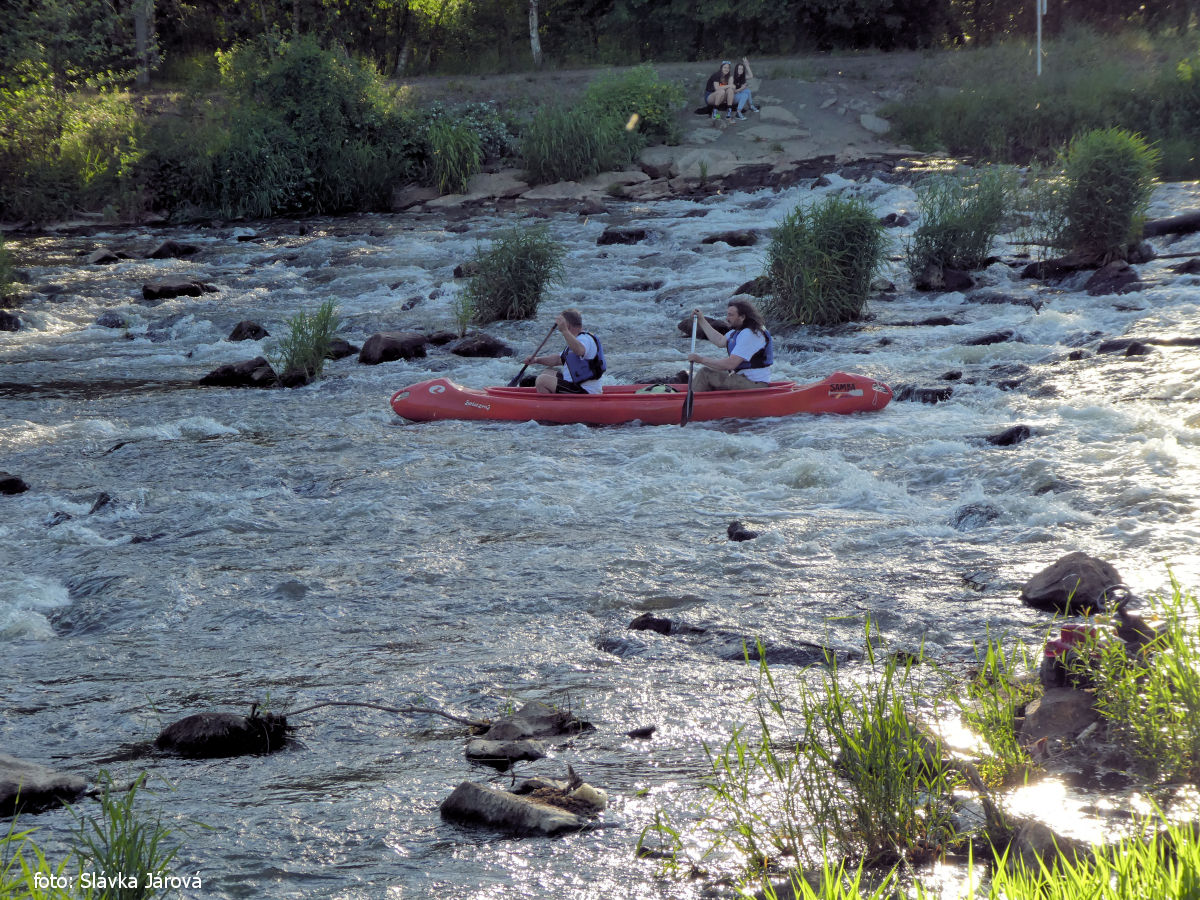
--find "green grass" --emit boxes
[519,105,640,185]
[906,167,1015,279]
[0,233,14,299]
[1074,576,1200,782]
[461,224,564,322]
[957,635,1039,786]
[271,299,340,386]
[763,196,886,326]
[427,120,482,194]
[579,63,686,143]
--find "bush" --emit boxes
[0,234,14,299]
[462,224,564,322]
[427,120,482,194]
[1054,127,1159,261]
[764,196,886,327]
[907,167,1015,278]
[520,105,641,185]
[271,299,340,385]
[580,63,686,143]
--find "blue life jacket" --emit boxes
[561,332,606,382]
[726,327,773,371]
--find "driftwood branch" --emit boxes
[1143,210,1200,238]
[286,700,489,729]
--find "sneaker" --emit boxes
[735,111,746,120]
[750,105,760,113]
[726,111,733,119]
[711,110,720,120]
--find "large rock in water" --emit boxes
[154,711,290,758]
[440,774,605,835]
[481,701,592,741]
[358,331,428,365]
[0,753,88,816]
[1019,552,1122,614]
[198,356,278,388]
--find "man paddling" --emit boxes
[687,299,773,391]
[523,308,606,394]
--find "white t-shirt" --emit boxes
[727,329,770,382]
[563,333,604,394]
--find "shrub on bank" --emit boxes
[764,196,886,327]
[520,105,641,185]
[462,224,564,322]
[906,167,1015,280]
[580,63,686,143]
[0,234,14,298]
[427,120,482,195]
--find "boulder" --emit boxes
[0,310,18,331]
[677,315,729,336]
[146,240,199,259]
[701,230,758,247]
[892,385,953,404]
[228,320,268,342]
[1021,687,1101,745]
[629,613,673,635]
[87,248,123,265]
[155,710,290,758]
[1097,338,1151,357]
[358,331,428,365]
[727,520,759,541]
[598,227,649,246]
[986,425,1032,447]
[1085,261,1140,296]
[95,312,127,329]
[1,472,31,494]
[198,356,278,388]
[482,701,592,742]
[0,754,88,816]
[465,739,547,769]
[141,279,218,302]
[1019,552,1122,614]
[439,780,592,835]
[326,337,358,359]
[449,333,514,358]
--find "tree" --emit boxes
[529,0,543,67]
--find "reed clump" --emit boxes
[427,120,482,195]
[461,224,564,322]
[763,196,886,326]
[271,299,340,386]
[906,167,1015,280]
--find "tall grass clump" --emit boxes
[957,636,1039,786]
[764,197,886,326]
[271,299,340,385]
[427,120,482,194]
[906,167,1015,279]
[988,817,1200,900]
[640,629,960,882]
[1052,127,1159,261]
[73,774,180,897]
[580,64,686,143]
[1074,576,1200,782]
[461,224,564,322]
[520,105,640,185]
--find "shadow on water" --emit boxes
[0,378,204,400]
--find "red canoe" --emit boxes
[390,371,892,425]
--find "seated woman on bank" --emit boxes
[704,61,735,120]
[687,300,773,391]
[732,57,760,119]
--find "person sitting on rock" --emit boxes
[705,61,736,120]
[733,57,760,119]
[687,299,773,391]
[524,308,606,394]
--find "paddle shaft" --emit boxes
[508,323,558,387]
[681,314,698,426]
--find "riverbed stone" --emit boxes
[465,738,547,768]
[198,356,278,388]
[95,312,127,329]
[327,337,358,359]
[147,240,199,259]
[358,331,428,365]
[1,472,31,494]
[1020,552,1122,614]
[439,780,591,835]
[141,279,218,302]
[986,424,1032,447]
[482,700,592,741]
[229,320,268,341]
[0,310,19,331]
[0,754,88,816]
[598,226,650,246]
[1085,261,1140,296]
[155,710,290,758]
[87,248,124,265]
[1020,687,1100,745]
[449,333,514,358]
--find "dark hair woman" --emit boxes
[732,58,758,119]
[704,61,735,120]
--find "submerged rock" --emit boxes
[358,331,427,365]
[0,753,88,816]
[155,710,291,758]
[1,472,30,495]
[482,701,592,742]
[198,356,278,388]
[465,738,547,770]
[440,779,596,835]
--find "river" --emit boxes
[3,170,1199,898]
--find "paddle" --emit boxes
[681,313,698,426]
[508,323,557,387]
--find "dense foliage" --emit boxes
[907,167,1015,278]
[461,224,565,322]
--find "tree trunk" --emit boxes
[293,0,300,36]
[528,0,543,68]
[133,0,154,88]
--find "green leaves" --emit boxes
[462,224,565,322]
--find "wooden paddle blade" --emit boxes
[680,364,696,426]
